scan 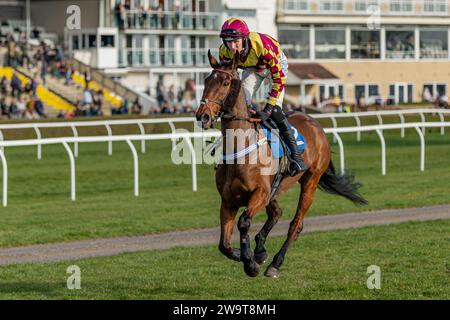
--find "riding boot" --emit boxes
[271,106,308,176]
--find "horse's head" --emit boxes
[196,50,241,129]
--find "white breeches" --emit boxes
[241,51,288,107]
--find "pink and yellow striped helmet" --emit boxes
[220,18,250,39]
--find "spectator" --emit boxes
[112,98,128,115]
[168,84,176,105]
[16,95,26,116]
[439,95,449,109]
[10,73,22,98]
[25,99,40,119]
[0,77,8,97]
[39,58,47,86]
[65,64,74,85]
[156,77,165,106]
[84,68,92,89]
[82,88,93,112]
[114,2,123,28]
[173,0,181,29]
[422,87,433,102]
[90,90,103,116]
[33,96,46,118]
[131,98,142,114]
[9,97,18,117]
[0,97,8,118]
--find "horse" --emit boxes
[195,50,368,278]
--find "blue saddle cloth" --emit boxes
[262,123,306,159]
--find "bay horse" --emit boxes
[196,50,368,278]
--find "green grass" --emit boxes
[0,115,449,247]
[0,219,448,299]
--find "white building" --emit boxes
[63,0,277,102]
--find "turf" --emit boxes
[0,219,448,299]
[0,115,448,247]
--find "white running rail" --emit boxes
[0,117,198,159]
[0,109,448,160]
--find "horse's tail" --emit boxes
[318,160,368,206]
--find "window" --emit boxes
[126,35,133,48]
[163,35,175,65]
[386,30,415,59]
[134,35,143,65]
[87,35,97,48]
[320,84,344,100]
[389,0,414,13]
[422,83,447,101]
[279,27,310,59]
[199,0,207,12]
[354,0,380,12]
[227,9,257,17]
[354,84,380,104]
[148,35,159,65]
[351,30,380,59]
[134,35,143,48]
[437,84,448,96]
[72,35,79,50]
[319,0,344,12]
[315,29,345,59]
[284,0,309,11]
[101,35,115,48]
[420,29,448,59]
[389,83,414,104]
[423,0,448,14]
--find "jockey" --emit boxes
[218,17,307,176]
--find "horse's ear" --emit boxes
[224,79,241,107]
[208,49,219,68]
[231,52,240,70]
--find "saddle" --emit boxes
[205,111,306,201]
[259,117,307,200]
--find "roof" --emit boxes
[288,63,340,81]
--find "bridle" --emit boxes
[200,68,260,123]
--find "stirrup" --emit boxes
[289,160,307,176]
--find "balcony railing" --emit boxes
[119,48,219,67]
[113,10,220,31]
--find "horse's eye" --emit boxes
[223,81,230,86]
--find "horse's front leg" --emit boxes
[254,199,283,265]
[219,200,241,262]
[238,188,268,277]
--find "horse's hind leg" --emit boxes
[265,172,320,278]
[254,200,283,265]
[219,200,241,262]
[238,188,268,277]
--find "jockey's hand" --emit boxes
[252,104,273,122]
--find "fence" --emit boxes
[0,109,449,161]
[0,121,449,207]
[311,108,450,141]
[0,117,198,160]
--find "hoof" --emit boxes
[264,266,280,278]
[254,251,268,265]
[244,261,260,277]
[231,249,241,262]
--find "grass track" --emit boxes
[0,219,448,299]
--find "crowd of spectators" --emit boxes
[0,73,46,119]
[422,87,449,109]
[114,0,185,30]
[147,78,197,115]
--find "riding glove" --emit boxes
[254,103,274,122]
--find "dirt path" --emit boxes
[0,204,449,266]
